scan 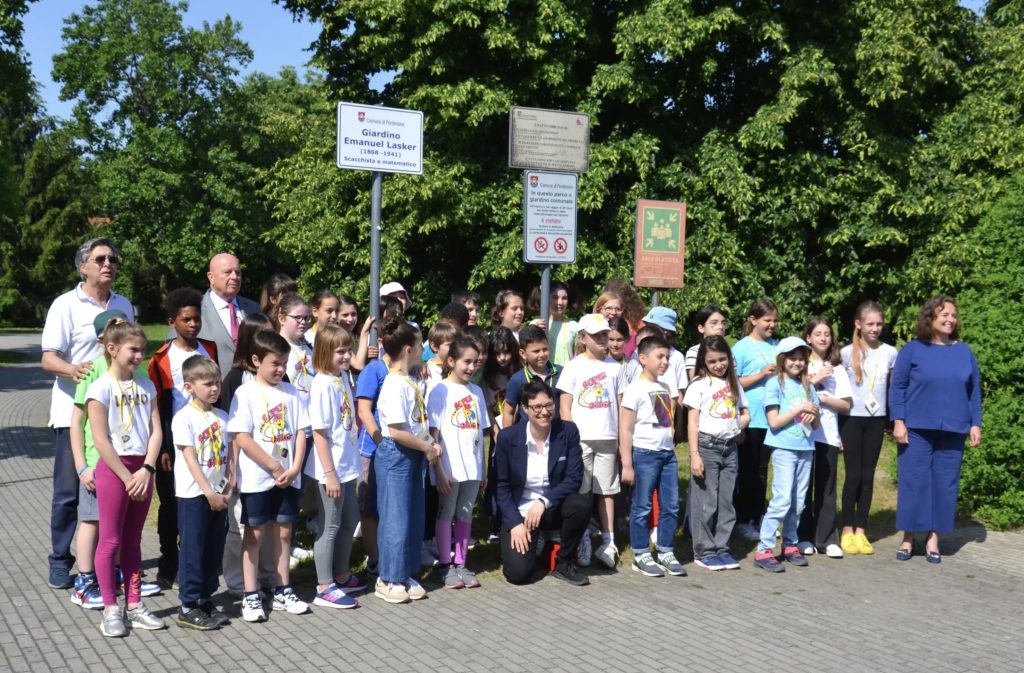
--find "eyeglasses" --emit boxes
[91,255,120,266]
[287,314,312,323]
[525,402,555,413]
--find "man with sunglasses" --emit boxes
[41,237,135,589]
[198,252,260,379]
[494,379,591,586]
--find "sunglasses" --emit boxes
[91,255,120,266]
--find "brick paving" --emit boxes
[1,332,1021,672]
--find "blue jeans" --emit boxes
[629,449,679,554]
[375,437,425,583]
[177,495,228,609]
[758,448,812,552]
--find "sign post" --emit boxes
[337,102,424,345]
[634,199,687,307]
[511,106,589,325]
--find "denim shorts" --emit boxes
[240,486,301,526]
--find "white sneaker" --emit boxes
[241,593,266,623]
[825,543,844,558]
[577,533,592,567]
[405,578,427,600]
[272,589,310,614]
[374,578,410,604]
[594,542,619,569]
[420,541,438,568]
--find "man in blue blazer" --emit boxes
[495,380,591,586]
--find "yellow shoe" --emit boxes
[855,533,874,555]
[840,533,860,555]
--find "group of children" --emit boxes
[63,276,900,637]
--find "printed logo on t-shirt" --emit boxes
[578,372,611,409]
[450,395,480,430]
[195,421,224,468]
[260,402,292,444]
[649,390,673,427]
[340,392,354,432]
[781,384,809,438]
[710,385,738,420]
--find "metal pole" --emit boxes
[651,289,660,307]
[540,264,551,329]
[368,171,382,350]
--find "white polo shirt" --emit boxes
[41,284,135,428]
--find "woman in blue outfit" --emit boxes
[890,296,982,563]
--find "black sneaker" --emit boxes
[201,602,231,627]
[550,563,590,587]
[176,607,219,631]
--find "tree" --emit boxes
[0,0,37,323]
[275,0,981,332]
[52,0,258,315]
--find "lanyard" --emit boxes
[390,369,426,426]
[190,400,223,466]
[109,372,139,438]
[333,374,355,433]
[862,348,879,394]
[642,373,674,424]
[259,390,287,444]
[290,343,312,390]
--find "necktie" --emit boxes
[228,301,239,344]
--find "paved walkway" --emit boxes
[1,333,1021,672]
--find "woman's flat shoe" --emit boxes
[896,547,913,562]
[926,551,941,564]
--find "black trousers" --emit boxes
[797,442,840,548]
[501,492,590,585]
[735,427,771,525]
[49,429,78,571]
[840,416,886,529]
[156,454,179,579]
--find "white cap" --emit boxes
[578,313,611,335]
[379,281,412,309]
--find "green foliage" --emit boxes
[959,176,1024,530]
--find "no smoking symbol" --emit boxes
[534,237,548,253]
[553,237,568,254]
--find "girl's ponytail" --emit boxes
[850,301,884,386]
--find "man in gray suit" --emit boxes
[199,252,260,375]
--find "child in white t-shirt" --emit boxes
[85,319,165,637]
[307,324,365,610]
[684,336,750,571]
[619,335,686,578]
[428,337,491,590]
[171,355,232,630]
[556,313,625,569]
[374,316,443,604]
[227,330,310,622]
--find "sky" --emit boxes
[23,0,321,119]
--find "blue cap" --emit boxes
[641,306,677,332]
[774,336,810,356]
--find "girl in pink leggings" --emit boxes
[86,319,167,637]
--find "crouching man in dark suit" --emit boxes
[495,379,590,586]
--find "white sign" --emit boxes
[523,171,577,264]
[509,106,590,173]
[336,103,424,174]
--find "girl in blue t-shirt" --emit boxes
[753,337,821,573]
[730,298,780,540]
